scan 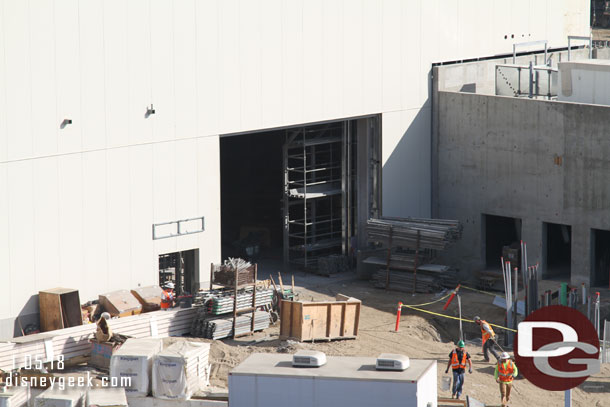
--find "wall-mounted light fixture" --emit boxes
[145,104,155,118]
[60,119,72,129]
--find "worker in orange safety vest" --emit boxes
[161,282,175,309]
[474,316,500,362]
[444,340,472,400]
[495,352,518,407]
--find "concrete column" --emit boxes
[571,223,591,286]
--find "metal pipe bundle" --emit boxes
[191,311,270,340]
[371,269,458,293]
[366,218,462,251]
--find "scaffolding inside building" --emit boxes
[283,122,350,269]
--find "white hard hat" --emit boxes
[501,352,510,359]
[100,312,111,321]
[164,282,175,289]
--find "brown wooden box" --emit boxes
[131,285,163,312]
[280,294,361,341]
[99,290,142,317]
[39,288,82,332]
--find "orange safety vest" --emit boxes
[480,320,495,345]
[161,290,173,309]
[451,350,468,370]
[497,360,515,383]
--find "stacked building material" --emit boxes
[109,338,163,397]
[34,389,84,407]
[0,385,29,407]
[211,258,255,287]
[206,288,273,315]
[317,255,349,276]
[366,218,462,250]
[86,388,127,407]
[191,312,270,340]
[371,266,458,293]
[152,341,210,400]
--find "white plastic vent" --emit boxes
[376,353,410,371]
[292,350,327,367]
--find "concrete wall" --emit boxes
[435,91,610,286]
[0,0,590,336]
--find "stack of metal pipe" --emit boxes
[206,288,274,315]
[366,217,463,250]
[191,311,270,340]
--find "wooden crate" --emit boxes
[39,288,82,332]
[279,294,360,341]
[99,290,142,317]
[131,286,163,312]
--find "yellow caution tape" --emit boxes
[401,304,517,332]
[460,285,503,298]
[399,292,453,307]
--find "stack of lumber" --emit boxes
[152,341,210,400]
[0,308,195,372]
[191,312,270,340]
[366,218,462,250]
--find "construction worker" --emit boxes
[161,282,175,309]
[444,340,472,400]
[495,352,518,407]
[473,316,500,362]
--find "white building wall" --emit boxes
[0,0,590,333]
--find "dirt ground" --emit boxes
[190,273,610,407]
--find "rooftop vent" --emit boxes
[292,350,327,367]
[376,353,410,371]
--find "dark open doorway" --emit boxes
[543,222,572,280]
[220,130,285,262]
[158,249,199,295]
[483,214,522,268]
[592,229,610,287]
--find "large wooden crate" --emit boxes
[279,294,360,341]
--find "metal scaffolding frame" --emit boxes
[283,122,351,269]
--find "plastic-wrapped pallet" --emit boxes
[0,385,29,407]
[34,388,84,407]
[86,388,127,407]
[152,341,210,400]
[109,338,163,397]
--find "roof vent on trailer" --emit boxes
[292,350,327,367]
[376,353,410,371]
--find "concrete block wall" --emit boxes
[435,91,610,287]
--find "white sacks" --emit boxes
[152,341,210,400]
[34,388,84,407]
[109,338,163,397]
[0,386,29,407]
[86,388,127,407]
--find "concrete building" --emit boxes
[0,0,590,336]
[433,47,610,288]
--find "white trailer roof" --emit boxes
[229,353,435,383]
